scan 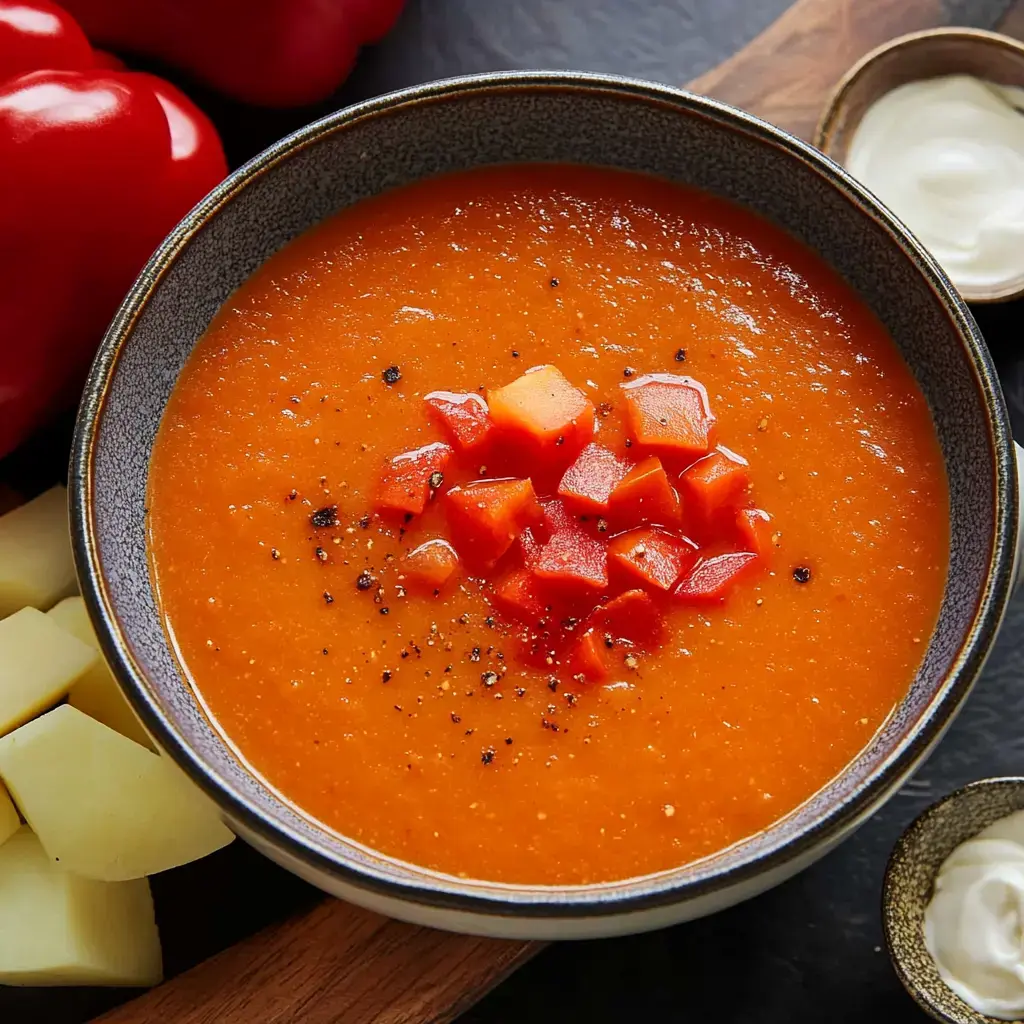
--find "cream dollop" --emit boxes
[845,74,1024,293]
[924,809,1024,1019]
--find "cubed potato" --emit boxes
[0,486,77,618]
[0,705,233,880]
[0,607,98,736]
[0,827,161,986]
[0,784,18,849]
[48,597,154,750]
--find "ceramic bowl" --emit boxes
[814,27,1024,304]
[70,71,1020,940]
[884,778,1024,1023]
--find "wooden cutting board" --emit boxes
[96,0,1024,1021]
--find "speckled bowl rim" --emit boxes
[70,71,1017,920]
[883,777,1024,1023]
[813,27,1024,304]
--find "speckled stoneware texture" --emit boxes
[70,72,1018,936]
[884,778,1024,1024]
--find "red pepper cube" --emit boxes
[556,442,631,514]
[424,390,494,453]
[621,374,715,457]
[608,456,682,528]
[675,551,758,603]
[445,478,541,568]
[487,365,595,459]
[533,500,607,592]
[518,525,543,568]
[680,448,750,519]
[402,538,459,590]
[567,628,610,683]
[607,528,697,592]
[590,589,662,649]
[490,568,546,624]
[376,442,452,516]
[736,507,772,558]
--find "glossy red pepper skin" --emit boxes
[0,1,227,459]
[59,0,407,107]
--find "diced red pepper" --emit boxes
[736,507,772,558]
[590,589,662,648]
[490,568,546,624]
[487,365,595,460]
[621,374,715,457]
[680,448,750,519]
[566,628,610,683]
[532,499,607,591]
[607,528,698,592]
[675,552,758,603]
[556,442,631,514]
[518,525,542,568]
[402,538,459,590]
[376,442,452,516]
[608,456,682,527]
[445,477,541,567]
[424,390,494,453]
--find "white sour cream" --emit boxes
[845,74,1024,294]
[924,808,1024,1019]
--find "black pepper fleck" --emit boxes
[271,548,280,560]
[511,350,520,358]
[481,748,496,765]
[550,277,559,288]
[382,365,401,384]
[323,591,334,605]
[359,514,372,529]
[382,670,391,683]
[379,606,390,615]
[505,737,513,745]
[470,647,481,662]
[555,435,565,446]
[675,348,687,362]
[515,687,527,697]
[451,712,461,724]
[485,616,495,628]
[793,566,812,584]
[315,546,328,562]
[287,489,298,501]
[310,505,338,529]
[547,677,559,692]
[428,471,444,490]
[596,517,608,533]
[623,366,636,378]
[624,438,633,448]
[481,671,499,688]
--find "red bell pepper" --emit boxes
[59,0,407,108]
[376,442,452,517]
[556,442,630,514]
[0,0,227,459]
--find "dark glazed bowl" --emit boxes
[884,778,1024,1023]
[70,72,1019,939]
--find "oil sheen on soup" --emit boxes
[146,165,949,885]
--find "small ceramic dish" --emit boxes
[814,27,1024,304]
[884,777,1024,1023]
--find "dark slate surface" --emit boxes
[3,1,1021,1020]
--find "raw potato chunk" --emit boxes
[0,607,98,737]
[0,784,18,849]
[0,486,77,618]
[48,597,154,750]
[0,706,234,881]
[0,827,161,986]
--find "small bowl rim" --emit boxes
[883,776,1024,1024]
[814,26,1024,305]
[70,69,1018,922]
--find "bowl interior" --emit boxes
[74,74,1013,915]
[815,29,1024,304]
[884,779,1024,1024]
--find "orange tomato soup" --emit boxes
[147,165,949,885]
